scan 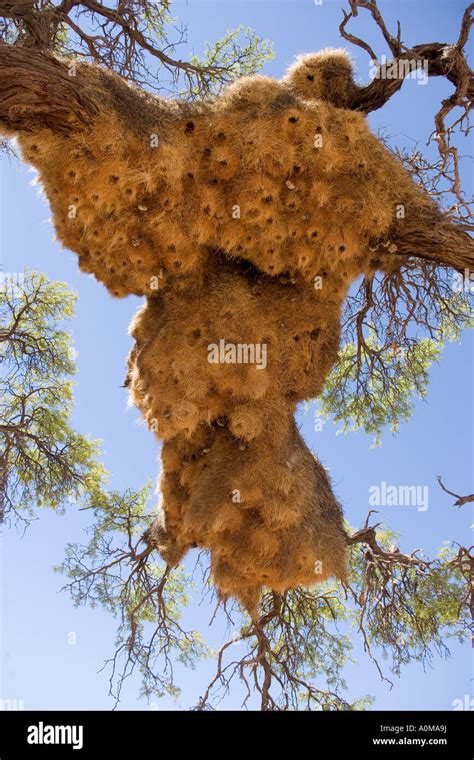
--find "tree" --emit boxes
[58,490,473,710]
[0,269,209,703]
[0,270,106,523]
[0,0,273,96]
[0,0,472,710]
[59,485,208,704]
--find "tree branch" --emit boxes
[0,44,97,132]
[339,2,474,113]
[437,476,474,507]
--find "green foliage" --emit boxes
[0,270,209,701]
[314,267,473,445]
[0,270,105,522]
[320,337,442,446]
[0,2,273,99]
[256,586,369,710]
[186,26,274,96]
[198,516,472,711]
[346,526,471,677]
[58,486,208,704]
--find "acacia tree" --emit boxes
[0,271,108,524]
[0,0,473,709]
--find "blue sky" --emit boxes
[1,0,472,710]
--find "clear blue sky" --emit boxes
[1,0,472,711]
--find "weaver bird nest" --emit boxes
[6,48,448,612]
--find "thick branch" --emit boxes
[385,217,474,273]
[349,42,474,114]
[340,1,474,114]
[0,44,97,132]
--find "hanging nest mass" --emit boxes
[2,47,455,612]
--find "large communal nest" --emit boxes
[9,48,445,612]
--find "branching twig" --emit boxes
[437,475,474,507]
